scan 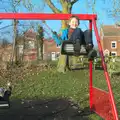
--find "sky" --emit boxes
[0,0,119,46]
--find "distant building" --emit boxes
[100,24,120,56]
[43,39,60,61]
[0,29,61,62]
[23,29,37,61]
[20,29,60,61]
[23,29,61,61]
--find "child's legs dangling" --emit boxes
[84,30,93,47]
[84,30,97,60]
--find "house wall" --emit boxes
[0,29,61,62]
[23,32,37,61]
[43,40,60,60]
[102,36,120,56]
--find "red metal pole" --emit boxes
[0,13,97,20]
[89,20,93,110]
[89,61,93,109]
[92,19,119,120]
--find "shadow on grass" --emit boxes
[0,98,94,120]
[71,67,103,71]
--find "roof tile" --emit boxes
[102,25,120,36]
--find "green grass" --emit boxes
[1,65,120,119]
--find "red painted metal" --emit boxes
[92,19,119,120]
[89,20,92,30]
[0,13,97,20]
[92,87,114,120]
[89,61,93,109]
[89,20,93,110]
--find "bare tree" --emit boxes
[45,0,79,28]
[0,0,34,65]
[87,0,120,20]
[36,25,44,60]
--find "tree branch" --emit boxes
[60,0,65,5]
[71,0,79,5]
[45,0,61,13]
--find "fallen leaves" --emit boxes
[0,61,53,87]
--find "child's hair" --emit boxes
[69,15,80,25]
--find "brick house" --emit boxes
[18,29,60,61]
[23,29,37,61]
[43,39,60,61]
[23,29,61,61]
[100,24,120,56]
[0,29,37,62]
[0,29,61,62]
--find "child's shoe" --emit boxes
[88,49,97,61]
[86,44,97,61]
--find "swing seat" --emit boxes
[61,40,88,56]
[61,40,97,61]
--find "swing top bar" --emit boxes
[0,13,97,20]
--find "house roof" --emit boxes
[43,39,55,47]
[43,38,54,42]
[101,25,120,36]
[24,29,36,39]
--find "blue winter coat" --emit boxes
[52,28,86,46]
[52,29,69,46]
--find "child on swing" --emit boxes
[53,15,97,73]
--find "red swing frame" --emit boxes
[0,13,119,120]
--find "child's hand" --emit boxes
[53,31,57,35]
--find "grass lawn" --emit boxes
[0,63,120,120]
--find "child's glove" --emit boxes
[53,31,57,35]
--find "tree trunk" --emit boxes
[39,39,43,60]
[61,2,71,29]
[45,0,72,29]
[14,20,19,64]
[36,36,43,61]
[11,19,18,65]
[22,36,25,62]
[41,41,43,60]
[45,0,79,71]
[37,37,40,61]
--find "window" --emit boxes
[51,52,56,60]
[28,41,35,49]
[25,41,35,49]
[111,41,117,49]
[111,51,117,56]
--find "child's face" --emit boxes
[69,18,79,29]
